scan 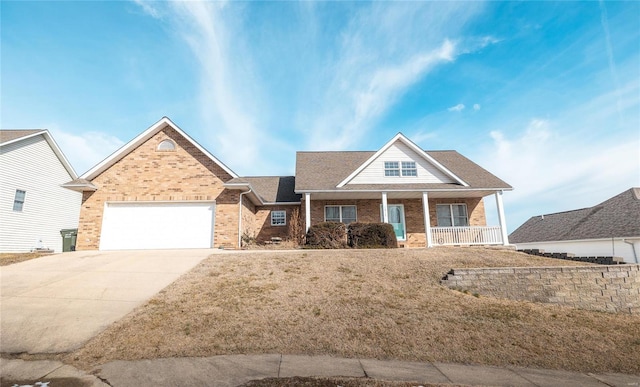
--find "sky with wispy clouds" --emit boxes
[2,1,639,231]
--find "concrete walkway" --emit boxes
[2,355,638,387]
[0,249,212,353]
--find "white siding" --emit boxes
[515,239,640,264]
[348,141,455,185]
[0,135,81,253]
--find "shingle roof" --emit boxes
[0,130,44,145]
[295,150,511,191]
[226,176,301,203]
[510,188,640,243]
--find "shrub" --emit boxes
[305,222,347,249]
[348,222,397,249]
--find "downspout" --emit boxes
[623,239,639,263]
[238,188,252,249]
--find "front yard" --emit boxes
[0,252,53,266]
[67,248,640,374]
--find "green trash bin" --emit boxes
[60,229,78,252]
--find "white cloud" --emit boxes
[48,126,124,176]
[479,118,638,232]
[473,104,481,111]
[447,103,465,112]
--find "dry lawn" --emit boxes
[67,248,640,374]
[0,252,53,266]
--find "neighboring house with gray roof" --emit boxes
[63,118,512,250]
[1,130,81,253]
[510,188,640,263]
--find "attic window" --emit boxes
[384,161,417,177]
[157,139,176,151]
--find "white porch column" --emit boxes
[381,192,389,223]
[305,193,311,232]
[422,192,433,248]
[495,191,509,245]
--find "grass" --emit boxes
[0,252,53,266]
[66,248,640,374]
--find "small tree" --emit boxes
[288,207,305,246]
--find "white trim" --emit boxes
[436,203,469,227]
[2,130,78,179]
[380,203,406,241]
[296,188,513,194]
[324,204,357,223]
[381,192,389,223]
[336,133,468,188]
[80,117,238,180]
[495,191,509,246]
[423,192,432,248]
[305,193,311,232]
[271,210,287,226]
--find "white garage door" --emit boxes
[100,202,215,250]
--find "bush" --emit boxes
[348,222,398,249]
[305,222,347,249]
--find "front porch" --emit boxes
[301,190,509,248]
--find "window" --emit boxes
[271,210,286,226]
[384,161,400,176]
[384,161,417,177]
[157,139,176,151]
[401,161,417,176]
[436,204,469,227]
[13,190,26,212]
[325,205,357,224]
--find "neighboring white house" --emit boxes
[510,188,640,264]
[0,130,81,253]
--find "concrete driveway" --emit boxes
[1,249,213,354]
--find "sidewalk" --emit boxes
[2,355,639,387]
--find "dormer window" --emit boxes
[401,161,417,176]
[384,161,417,177]
[384,162,400,176]
[157,139,176,151]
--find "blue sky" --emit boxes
[2,1,639,232]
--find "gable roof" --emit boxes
[225,176,301,204]
[0,129,78,179]
[295,149,511,192]
[510,188,640,243]
[79,117,238,181]
[337,133,468,187]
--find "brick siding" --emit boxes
[76,126,240,250]
[441,264,640,314]
[303,197,486,248]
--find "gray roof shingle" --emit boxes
[294,150,511,191]
[509,188,640,243]
[0,130,44,144]
[226,176,301,203]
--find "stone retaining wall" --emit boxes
[441,264,640,314]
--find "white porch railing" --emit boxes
[431,226,503,246]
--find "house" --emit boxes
[63,117,512,250]
[0,130,81,253]
[509,188,640,263]
[295,133,512,247]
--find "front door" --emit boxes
[381,204,406,241]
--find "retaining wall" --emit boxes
[441,264,640,314]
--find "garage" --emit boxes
[99,202,215,250]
